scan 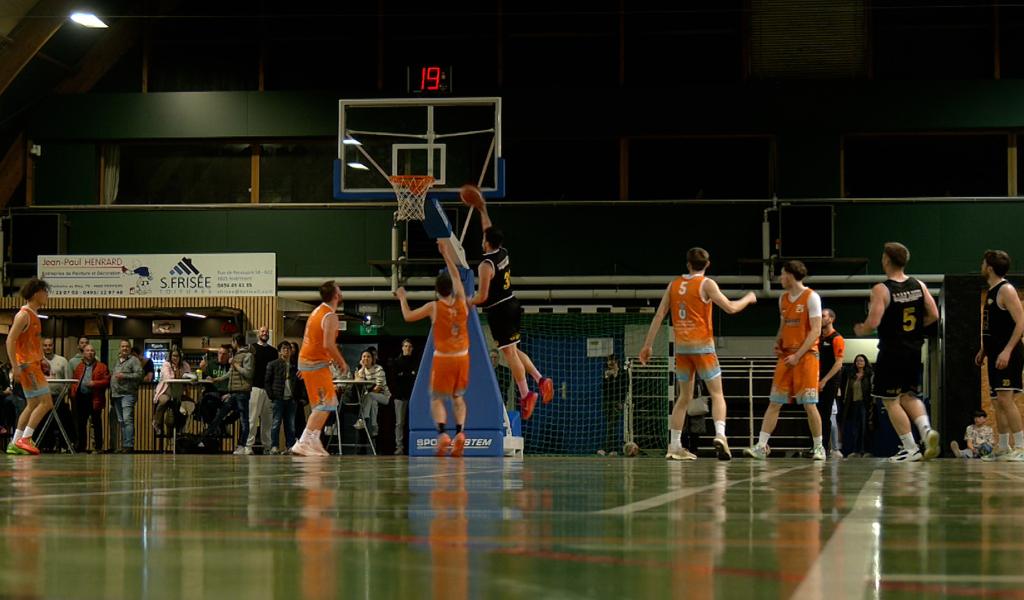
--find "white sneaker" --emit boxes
[830,449,843,459]
[712,436,732,461]
[743,445,770,460]
[310,437,330,456]
[290,440,317,457]
[269,447,279,455]
[353,419,365,430]
[1005,448,1024,462]
[665,443,696,461]
[889,446,923,463]
[233,446,246,455]
[922,429,940,460]
[242,446,254,456]
[812,445,826,461]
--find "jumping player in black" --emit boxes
[467,193,553,420]
[854,242,940,462]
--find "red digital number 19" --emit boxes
[420,66,442,91]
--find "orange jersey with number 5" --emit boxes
[669,275,714,354]
[434,297,469,356]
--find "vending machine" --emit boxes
[144,339,172,382]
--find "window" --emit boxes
[116,143,251,204]
[872,0,993,79]
[628,137,772,199]
[503,138,620,200]
[259,141,336,203]
[843,135,1007,197]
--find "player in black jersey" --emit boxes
[467,195,553,421]
[854,242,940,462]
[975,250,1024,461]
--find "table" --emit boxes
[37,379,78,454]
[332,380,377,455]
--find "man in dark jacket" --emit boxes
[71,346,110,453]
[265,341,300,453]
[390,339,418,455]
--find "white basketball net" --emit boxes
[389,175,435,221]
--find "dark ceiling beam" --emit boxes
[0,0,74,96]
[56,19,141,94]
[0,133,26,209]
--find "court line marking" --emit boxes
[882,574,1024,584]
[997,471,1024,482]
[594,464,812,516]
[0,466,508,504]
[791,469,884,600]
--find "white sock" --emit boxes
[714,420,726,438]
[812,436,823,449]
[300,428,314,444]
[899,432,916,451]
[670,429,681,446]
[23,426,34,440]
[999,432,1010,450]
[758,431,771,448]
[1014,431,1024,448]
[13,429,23,443]
[913,415,931,438]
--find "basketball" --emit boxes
[459,184,486,210]
[623,441,640,457]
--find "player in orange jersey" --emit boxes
[291,280,349,456]
[5,278,53,456]
[396,239,472,457]
[744,261,825,460]
[640,248,757,461]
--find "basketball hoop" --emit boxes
[390,175,435,221]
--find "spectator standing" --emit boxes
[42,338,70,400]
[245,326,278,454]
[390,339,418,455]
[0,363,25,437]
[133,347,155,383]
[70,345,110,453]
[265,341,300,453]
[110,340,143,453]
[817,309,845,457]
[68,336,90,373]
[840,354,873,457]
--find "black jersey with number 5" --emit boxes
[481,247,514,310]
[878,277,926,353]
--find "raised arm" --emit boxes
[395,287,436,323]
[639,285,672,364]
[479,201,493,234]
[321,314,348,373]
[854,283,888,336]
[438,239,465,300]
[703,279,757,314]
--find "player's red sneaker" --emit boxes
[520,391,538,420]
[539,377,554,404]
[436,433,452,457]
[15,438,40,455]
[450,433,466,457]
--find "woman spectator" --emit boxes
[840,354,873,457]
[353,350,389,440]
[152,348,192,437]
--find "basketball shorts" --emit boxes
[300,367,337,412]
[18,362,50,400]
[872,348,922,400]
[988,345,1024,396]
[675,353,721,383]
[485,298,522,348]
[770,352,819,404]
[431,354,469,399]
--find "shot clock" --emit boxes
[407,65,452,94]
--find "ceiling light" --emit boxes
[343,137,362,146]
[38,314,49,319]
[108,313,127,319]
[70,12,108,28]
[185,312,207,319]
[347,162,369,170]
